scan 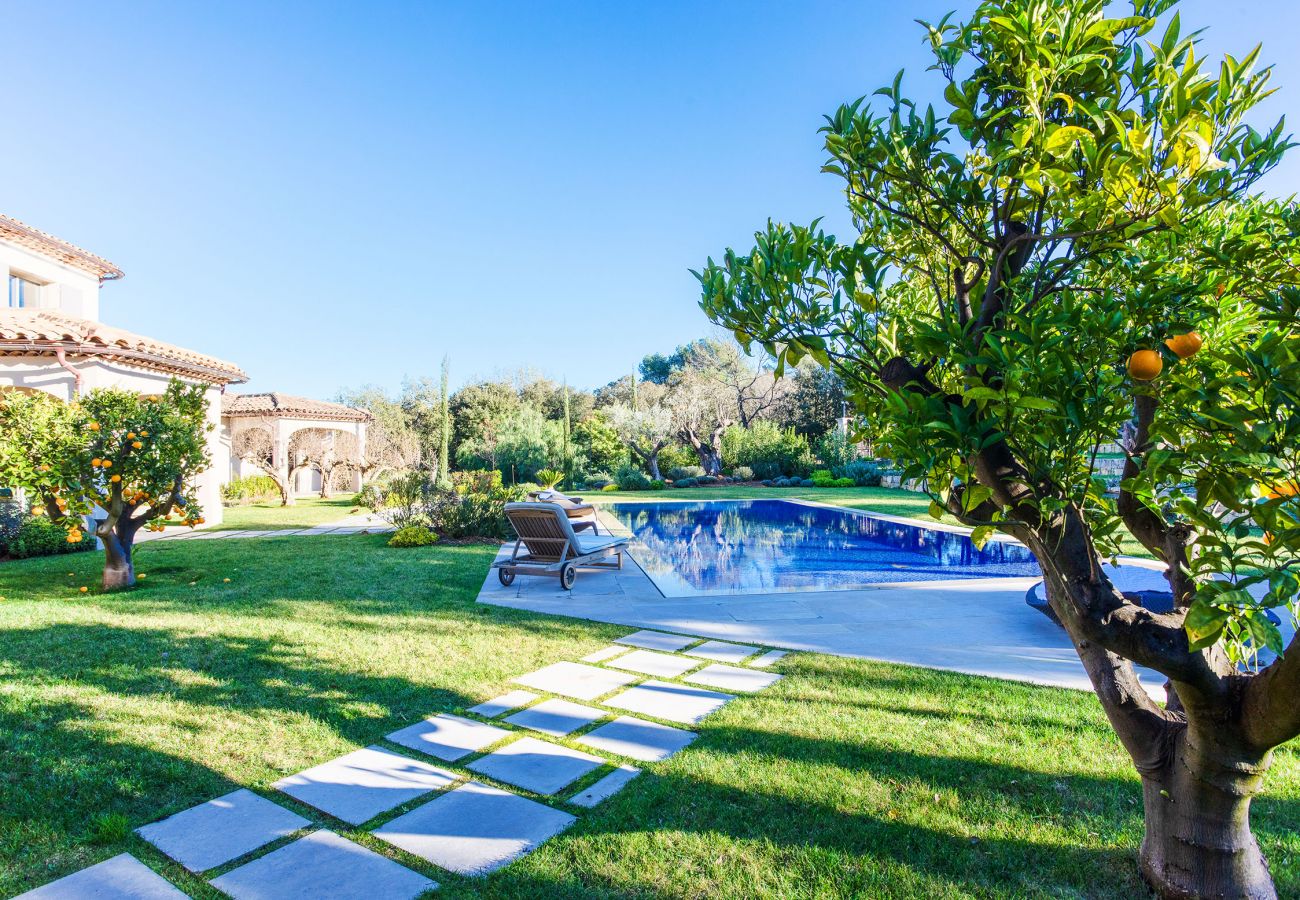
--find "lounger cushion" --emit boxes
[576,534,628,554]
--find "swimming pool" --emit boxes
[606,499,1041,597]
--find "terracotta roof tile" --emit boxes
[0,309,247,384]
[0,214,124,280]
[221,392,371,423]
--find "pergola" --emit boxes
[221,393,372,496]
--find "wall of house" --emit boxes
[0,241,102,320]
[0,356,227,526]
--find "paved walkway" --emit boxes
[135,511,394,544]
[20,630,785,897]
[477,507,1183,694]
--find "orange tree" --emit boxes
[0,380,211,588]
[696,2,1298,897]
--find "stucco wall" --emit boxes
[0,356,228,526]
[1,242,102,320]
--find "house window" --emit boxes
[7,274,42,308]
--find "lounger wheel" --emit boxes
[560,563,577,590]
[498,567,516,586]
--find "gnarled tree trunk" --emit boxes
[98,518,140,590]
[1031,528,1278,900]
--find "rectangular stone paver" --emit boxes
[750,649,789,668]
[15,853,188,900]
[581,645,630,663]
[606,649,699,678]
[577,715,697,762]
[606,679,734,725]
[375,781,575,876]
[468,690,539,718]
[683,640,761,664]
[273,745,456,825]
[614,630,696,652]
[568,764,640,808]
[504,698,605,737]
[136,788,309,872]
[211,830,435,900]
[386,713,511,761]
[467,736,605,795]
[512,661,638,701]
[686,663,783,694]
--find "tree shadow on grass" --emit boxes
[466,723,1298,900]
[0,622,481,897]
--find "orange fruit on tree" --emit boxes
[110,474,121,483]
[1127,349,1163,381]
[101,459,112,468]
[1165,332,1203,359]
[87,422,100,432]
[127,432,136,439]
[132,441,143,449]
[91,458,102,467]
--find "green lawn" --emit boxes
[210,494,361,531]
[2,537,1296,897]
[592,484,943,519]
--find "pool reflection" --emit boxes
[607,499,1042,597]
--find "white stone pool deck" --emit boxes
[477,501,1172,694]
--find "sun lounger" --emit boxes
[526,489,600,533]
[495,502,627,589]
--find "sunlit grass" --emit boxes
[210,493,361,530]
[1,536,1294,897]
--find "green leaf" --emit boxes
[969,525,994,549]
[1184,602,1230,650]
[928,500,945,520]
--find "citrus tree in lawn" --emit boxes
[0,380,211,589]
[696,1,1298,897]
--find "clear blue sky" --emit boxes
[7,0,1298,397]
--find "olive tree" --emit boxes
[607,398,675,480]
[696,2,1296,896]
[0,381,211,588]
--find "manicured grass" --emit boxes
[1,538,1295,897]
[593,484,944,520]
[210,494,361,531]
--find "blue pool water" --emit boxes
[607,499,1042,597]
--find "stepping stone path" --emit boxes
[512,660,638,700]
[615,629,696,651]
[211,830,434,900]
[468,689,538,718]
[135,788,308,872]
[375,781,575,876]
[273,745,456,824]
[504,698,605,737]
[686,663,784,693]
[685,640,760,664]
[467,736,605,794]
[750,649,788,668]
[386,713,510,761]
[15,853,189,899]
[607,648,701,678]
[606,678,736,725]
[578,715,697,762]
[27,628,789,895]
[581,644,630,663]
[569,764,640,808]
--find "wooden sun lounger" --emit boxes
[495,502,627,590]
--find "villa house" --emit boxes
[0,214,247,525]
